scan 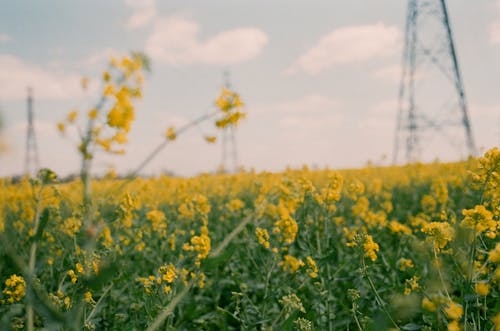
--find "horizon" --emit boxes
[0,1,499,178]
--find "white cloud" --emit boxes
[0,33,11,42]
[489,22,500,44]
[285,23,401,75]
[278,114,341,131]
[85,47,121,66]
[145,16,268,66]
[0,55,89,100]
[251,94,343,139]
[253,94,339,115]
[470,104,500,119]
[359,99,398,130]
[125,0,156,29]
[371,64,401,83]
[489,1,500,44]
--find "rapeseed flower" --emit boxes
[444,301,463,320]
[2,274,25,303]
[363,235,380,262]
[280,255,304,273]
[255,227,270,249]
[422,222,455,250]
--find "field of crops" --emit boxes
[0,147,499,330]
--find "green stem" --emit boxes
[433,246,451,300]
[210,211,256,258]
[27,185,44,331]
[262,259,277,315]
[85,284,113,323]
[362,258,400,330]
[146,209,258,330]
[145,282,193,331]
[352,303,364,331]
[270,307,285,330]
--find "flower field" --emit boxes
[1,147,499,330]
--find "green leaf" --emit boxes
[401,323,422,330]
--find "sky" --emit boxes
[0,0,499,177]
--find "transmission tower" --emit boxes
[25,87,39,176]
[220,71,239,173]
[393,0,476,164]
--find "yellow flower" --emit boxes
[489,243,500,263]
[146,210,167,233]
[198,272,206,288]
[447,320,461,331]
[165,127,177,141]
[113,131,128,144]
[475,282,490,296]
[421,194,437,213]
[204,135,217,143]
[422,297,436,312]
[67,111,78,123]
[57,122,66,133]
[404,276,420,295]
[80,77,89,90]
[398,258,414,271]
[103,71,111,82]
[444,301,463,320]
[390,221,412,235]
[227,199,244,212]
[3,274,26,303]
[461,205,495,234]
[183,230,211,261]
[88,108,98,119]
[431,178,448,205]
[67,270,78,284]
[273,212,299,244]
[280,255,304,273]
[64,296,71,309]
[135,242,145,252]
[493,313,500,331]
[84,291,94,304]
[137,276,155,294]
[159,264,177,283]
[255,227,270,249]
[351,196,369,216]
[61,217,82,237]
[306,256,318,278]
[422,222,455,251]
[103,84,115,96]
[363,235,380,262]
[214,87,247,128]
[76,263,84,274]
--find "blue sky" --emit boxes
[0,0,499,177]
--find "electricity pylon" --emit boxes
[25,87,39,176]
[393,0,476,164]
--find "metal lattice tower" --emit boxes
[25,87,39,176]
[220,71,239,173]
[393,0,476,164]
